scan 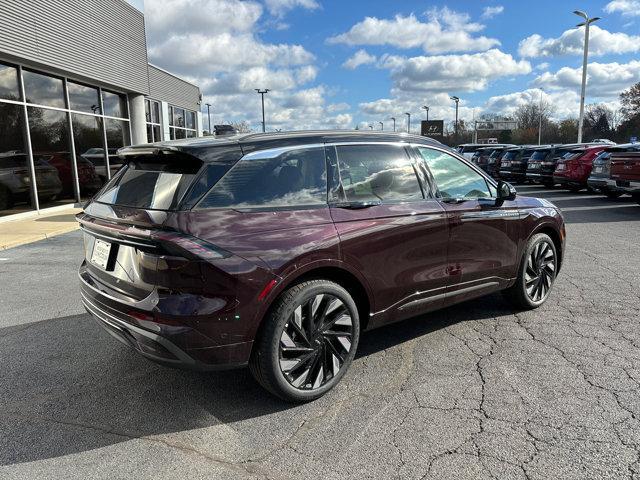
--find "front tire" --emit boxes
[503,233,558,310]
[250,280,360,402]
[604,190,623,199]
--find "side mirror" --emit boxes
[497,180,517,201]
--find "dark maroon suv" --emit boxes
[78,131,565,401]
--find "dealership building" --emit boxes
[0,0,203,218]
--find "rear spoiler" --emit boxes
[117,146,181,158]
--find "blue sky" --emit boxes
[144,0,640,132]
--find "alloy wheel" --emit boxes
[279,294,354,390]
[525,241,556,302]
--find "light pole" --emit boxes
[450,96,460,136]
[574,10,600,143]
[255,89,270,133]
[379,121,384,131]
[405,112,411,133]
[205,103,212,135]
[422,105,429,122]
[368,124,374,130]
[390,117,396,132]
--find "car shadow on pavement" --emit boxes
[0,294,513,467]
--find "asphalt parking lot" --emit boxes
[1,185,639,480]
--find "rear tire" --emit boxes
[542,182,554,189]
[503,233,558,310]
[633,194,640,205]
[250,280,360,402]
[605,190,623,199]
[568,185,582,193]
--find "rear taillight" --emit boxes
[152,231,231,261]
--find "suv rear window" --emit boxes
[95,153,202,210]
[198,147,327,210]
[530,151,549,161]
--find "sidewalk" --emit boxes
[0,207,82,250]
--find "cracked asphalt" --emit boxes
[1,184,639,480]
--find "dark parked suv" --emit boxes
[78,131,565,401]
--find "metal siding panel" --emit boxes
[0,0,149,94]
[148,65,201,112]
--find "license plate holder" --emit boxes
[91,239,112,270]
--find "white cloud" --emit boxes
[604,0,640,17]
[481,5,504,19]
[264,0,320,17]
[379,49,531,94]
[327,8,500,54]
[483,88,579,119]
[145,0,344,132]
[533,60,640,98]
[518,25,640,57]
[534,62,550,71]
[342,49,377,69]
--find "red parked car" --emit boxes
[44,151,103,196]
[78,131,565,401]
[553,145,607,192]
[609,150,640,204]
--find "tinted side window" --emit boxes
[417,147,491,199]
[335,144,422,203]
[198,147,327,209]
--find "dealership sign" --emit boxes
[421,120,444,137]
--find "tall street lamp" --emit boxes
[450,96,460,136]
[574,10,600,143]
[379,121,384,131]
[405,112,411,133]
[390,117,396,132]
[422,105,429,122]
[205,103,212,135]
[255,89,270,133]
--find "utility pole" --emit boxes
[574,10,600,143]
[379,121,384,131]
[405,112,411,133]
[255,89,270,133]
[390,117,396,132]
[205,103,212,135]
[422,105,429,122]
[450,96,460,137]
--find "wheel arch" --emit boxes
[531,223,563,273]
[250,261,374,355]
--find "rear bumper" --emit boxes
[499,170,527,182]
[526,171,554,183]
[612,179,640,193]
[79,264,253,370]
[587,177,617,191]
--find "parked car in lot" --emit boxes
[609,149,640,204]
[525,144,584,187]
[485,145,513,179]
[553,145,607,192]
[499,146,539,183]
[0,151,63,210]
[78,131,565,401]
[42,151,103,197]
[81,148,124,184]
[457,143,491,159]
[588,144,640,198]
[471,145,514,174]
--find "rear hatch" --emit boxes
[79,147,241,301]
[610,151,640,182]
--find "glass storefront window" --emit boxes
[23,70,65,108]
[27,107,74,209]
[68,82,101,114]
[0,62,20,101]
[72,114,106,196]
[102,90,127,118]
[186,111,195,129]
[173,107,185,128]
[105,118,130,176]
[0,103,32,216]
